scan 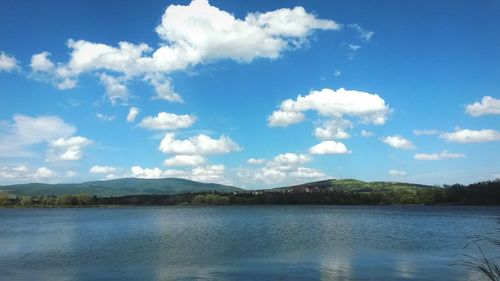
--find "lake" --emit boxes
[0,206,498,281]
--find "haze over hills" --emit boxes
[0,178,242,197]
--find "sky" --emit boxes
[0,0,499,189]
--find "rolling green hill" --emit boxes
[271,179,434,193]
[0,178,242,197]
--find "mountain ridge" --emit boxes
[0,177,242,197]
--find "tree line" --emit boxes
[0,179,499,207]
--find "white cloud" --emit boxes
[164,155,205,166]
[139,112,196,130]
[0,165,56,182]
[414,150,466,161]
[162,169,189,178]
[267,110,305,127]
[89,165,117,174]
[30,51,77,89]
[149,76,183,102]
[66,171,77,177]
[334,70,342,77]
[127,107,140,123]
[289,167,326,179]
[0,166,28,180]
[389,170,406,176]
[31,51,55,72]
[35,167,55,178]
[56,78,77,90]
[191,164,225,182]
[348,24,374,41]
[268,88,390,127]
[413,129,438,136]
[440,129,500,143]
[96,113,116,121]
[99,73,129,104]
[245,167,287,184]
[465,96,500,116]
[159,133,240,155]
[314,119,352,140]
[347,44,361,51]
[238,152,330,186]
[268,153,311,169]
[382,135,415,150]
[155,0,339,63]
[238,154,313,184]
[361,130,374,137]
[0,51,18,72]
[247,158,265,165]
[0,115,76,157]
[238,165,327,185]
[128,164,227,183]
[31,0,338,102]
[309,140,351,154]
[47,136,93,161]
[130,166,163,179]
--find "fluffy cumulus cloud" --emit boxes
[127,107,140,123]
[155,0,339,63]
[149,76,183,102]
[314,119,352,140]
[0,114,76,157]
[382,135,415,150]
[190,164,225,182]
[159,133,240,155]
[164,155,205,166]
[0,51,19,72]
[268,153,311,168]
[267,110,305,127]
[238,152,327,186]
[269,88,390,127]
[465,96,500,117]
[238,165,327,186]
[247,158,265,165]
[289,167,326,179]
[268,88,390,142]
[0,165,56,182]
[309,140,351,154]
[0,115,93,162]
[139,112,196,130]
[46,136,93,162]
[440,129,500,143]
[414,151,465,161]
[99,74,129,104]
[35,167,55,178]
[30,0,338,103]
[130,166,163,179]
[89,165,117,174]
[389,170,406,176]
[128,164,226,183]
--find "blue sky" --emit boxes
[1,0,499,188]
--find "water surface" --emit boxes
[0,206,498,280]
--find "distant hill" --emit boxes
[0,178,242,197]
[271,179,434,193]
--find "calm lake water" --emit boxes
[0,206,498,281]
